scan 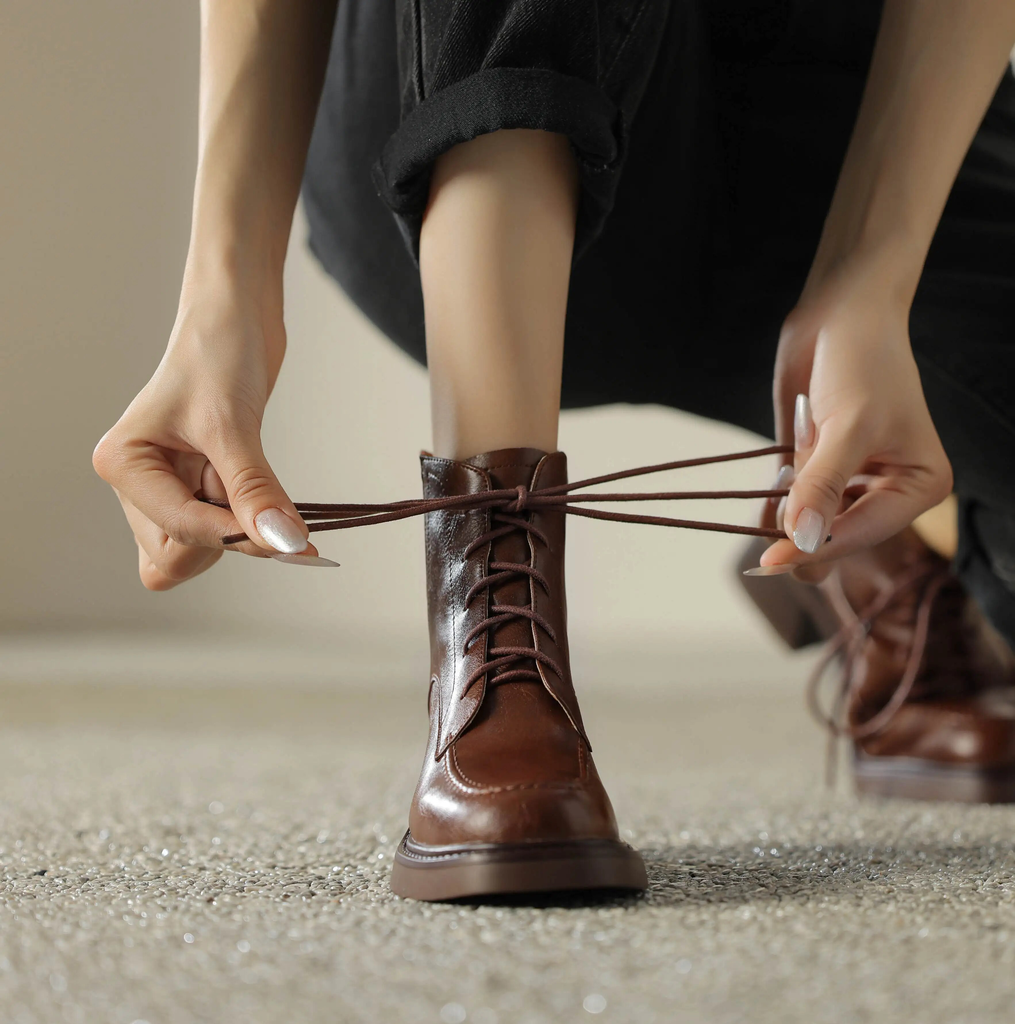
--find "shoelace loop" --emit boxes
[205,444,795,546]
[510,484,530,514]
[807,562,952,784]
[203,444,794,694]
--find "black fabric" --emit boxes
[375,0,671,260]
[374,66,623,260]
[302,0,1015,645]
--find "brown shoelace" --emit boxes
[205,444,793,691]
[208,444,794,546]
[806,562,952,783]
[460,505,561,692]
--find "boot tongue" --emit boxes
[463,448,549,490]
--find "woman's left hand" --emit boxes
[760,254,953,579]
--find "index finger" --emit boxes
[97,439,239,548]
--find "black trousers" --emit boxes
[303,0,1015,645]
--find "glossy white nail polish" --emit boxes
[771,465,793,532]
[254,508,308,554]
[793,507,825,554]
[773,464,795,495]
[794,394,815,449]
[270,553,340,567]
[743,563,797,576]
[775,463,795,487]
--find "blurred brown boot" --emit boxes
[740,529,1015,802]
[390,448,647,901]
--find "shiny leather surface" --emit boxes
[408,449,620,848]
[826,529,1015,767]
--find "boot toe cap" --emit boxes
[410,769,619,847]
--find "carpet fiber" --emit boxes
[2,680,1014,1024]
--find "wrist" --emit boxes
[807,166,934,310]
[184,224,285,289]
[181,233,284,315]
[804,231,925,312]
[173,261,286,371]
[186,170,291,295]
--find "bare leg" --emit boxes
[913,494,959,559]
[420,129,579,460]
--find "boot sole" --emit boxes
[854,754,1015,804]
[736,538,1015,805]
[390,832,648,902]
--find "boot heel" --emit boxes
[736,538,838,650]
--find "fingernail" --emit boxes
[772,466,793,533]
[793,507,826,554]
[270,553,340,568]
[743,563,797,576]
[254,508,308,554]
[776,495,788,533]
[794,394,815,449]
[774,464,795,491]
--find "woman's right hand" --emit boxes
[92,293,322,590]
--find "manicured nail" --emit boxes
[770,465,793,533]
[793,507,826,554]
[254,508,308,554]
[794,394,815,449]
[776,495,788,533]
[270,553,340,567]
[743,563,797,576]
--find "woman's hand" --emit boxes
[91,0,340,589]
[746,0,1015,578]
[759,254,953,579]
[92,293,326,590]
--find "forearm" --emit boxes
[809,0,1015,302]
[186,0,337,302]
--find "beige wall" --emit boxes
[1,1,779,660]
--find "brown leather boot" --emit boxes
[389,449,647,901]
[740,530,1015,802]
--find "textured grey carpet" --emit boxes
[2,679,1014,1024]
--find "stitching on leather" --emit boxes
[479,461,547,472]
[396,842,614,863]
[397,847,475,863]
[446,745,582,795]
[422,457,491,480]
[396,840,622,863]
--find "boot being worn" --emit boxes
[209,441,792,891]
[739,530,1015,803]
[389,449,647,901]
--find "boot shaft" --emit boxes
[420,448,586,755]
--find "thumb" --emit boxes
[208,432,309,555]
[784,420,860,555]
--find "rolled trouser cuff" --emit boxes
[372,66,625,263]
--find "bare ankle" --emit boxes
[419,129,576,461]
